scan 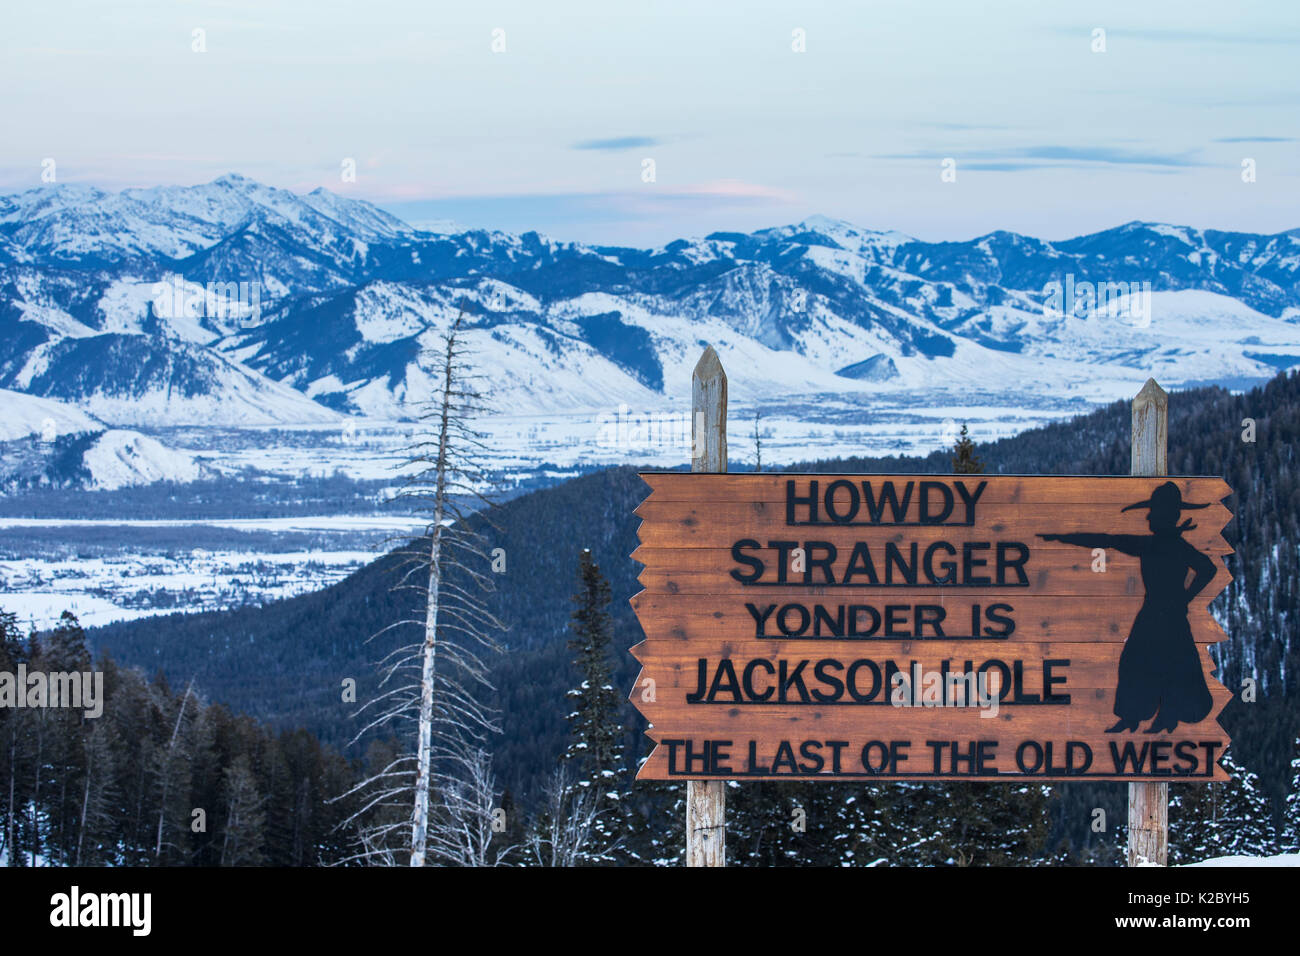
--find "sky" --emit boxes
[3,0,1299,247]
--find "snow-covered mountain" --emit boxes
[0,390,204,490]
[1,175,1297,433]
[78,429,202,490]
[0,387,104,441]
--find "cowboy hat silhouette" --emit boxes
[1121,480,1211,533]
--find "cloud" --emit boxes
[1212,136,1295,143]
[878,145,1207,168]
[572,136,662,151]
[1013,146,1204,166]
[674,180,794,201]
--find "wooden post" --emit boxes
[686,345,727,867]
[1128,377,1169,867]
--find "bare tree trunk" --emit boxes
[411,326,455,867]
[57,760,67,863]
[30,716,42,867]
[5,726,16,866]
[334,310,504,868]
[76,750,91,866]
[155,681,192,860]
[221,791,237,866]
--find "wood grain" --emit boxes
[629,467,1234,785]
[639,473,1231,504]
[630,592,1230,644]
[686,345,726,867]
[1130,378,1171,865]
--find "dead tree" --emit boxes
[335,309,505,866]
[426,747,512,866]
[528,765,600,868]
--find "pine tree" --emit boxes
[219,755,266,866]
[827,783,898,867]
[1170,749,1274,862]
[729,781,872,866]
[951,423,983,474]
[151,680,196,864]
[1281,736,1300,853]
[2,604,392,868]
[28,612,92,865]
[562,549,628,863]
[75,721,119,865]
[0,609,28,866]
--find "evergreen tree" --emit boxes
[639,782,685,866]
[0,610,28,866]
[151,680,196,865]
[951,423,983,474]
[219,754,266,866]
[919,783,1054,866]
[1170,749,1274,862]
[729,781,871,866]
[826,783,899,867]
[1281,736,1300,853]
[75,721,119,865]
[0,603,403,867]
[562,549,629,862]
[37,613,92,865]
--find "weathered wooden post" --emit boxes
[1128,377,1169,866]
[686,345,727,867]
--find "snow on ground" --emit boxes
[0,546,396,629]
[0,515,425,531]
[1185,853,1300,867]
[76,364,343,428]
[157,391,1092,484]
[0,591,170,629]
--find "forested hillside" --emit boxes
[88,369,1299,860]
[0,611,361,866]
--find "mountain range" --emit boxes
[1,174,1298,458]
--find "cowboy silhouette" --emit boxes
[1037,481,1217,733]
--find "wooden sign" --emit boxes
[629,474,1234,782]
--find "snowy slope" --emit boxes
[1,325,342,427]
[0,388,105,440]
[80,429,202,489]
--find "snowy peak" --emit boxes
[301,187,415,239]
[123,175,414,241]
[0,176,416,265]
